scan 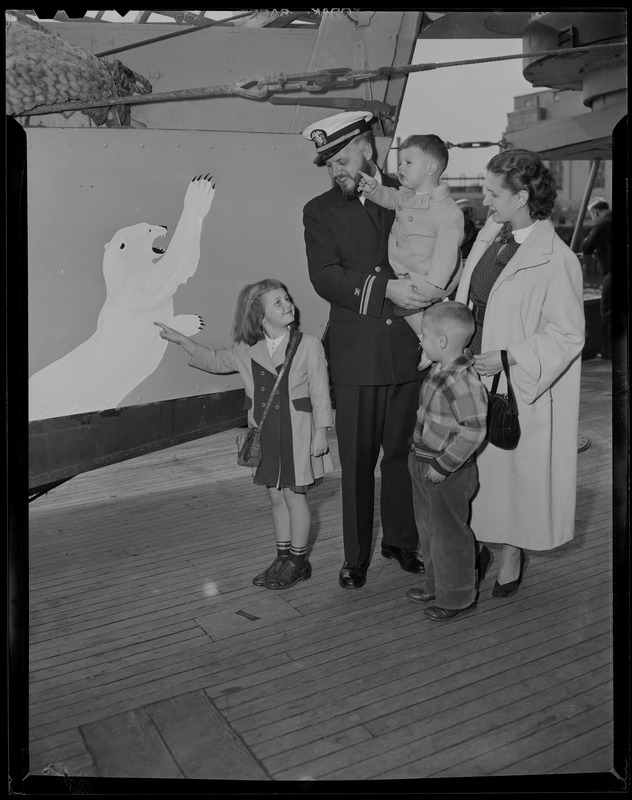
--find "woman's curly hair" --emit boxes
[487,149,557,220]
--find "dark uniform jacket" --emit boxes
[303,173,421,387]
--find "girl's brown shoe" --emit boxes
[264,558,312,589]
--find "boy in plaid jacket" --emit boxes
[406,301,488,621]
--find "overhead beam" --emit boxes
[503,102,626,160]
[419,11,523,39]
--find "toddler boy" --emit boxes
[358,134,464,368]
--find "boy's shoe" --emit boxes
[406,588,436,604]
[423,601,477,621]
[264,558,312,589]
[252,556,288,586]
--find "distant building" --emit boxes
[504,89,612,225]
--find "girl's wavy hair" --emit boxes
[232,278,290,345]
[487,149,557,220]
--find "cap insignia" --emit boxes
[310,129,328,148]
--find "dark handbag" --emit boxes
[486,349,520,450]
[236,327,301,467]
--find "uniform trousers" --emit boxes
[333,379,421,566]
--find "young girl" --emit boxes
[154,279,334,590]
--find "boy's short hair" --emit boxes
[424,301,474,348]
[399,134,449,175]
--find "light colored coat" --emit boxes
[366,182,464,298]
[456,217,585,550]
[188,332,334,486]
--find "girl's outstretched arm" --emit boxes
[154,321,196,356]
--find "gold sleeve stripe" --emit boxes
[360,275,375,316]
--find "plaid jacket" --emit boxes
[413,352,487,476]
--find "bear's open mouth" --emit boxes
[151,228,168,260]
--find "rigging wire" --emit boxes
[14,42,625,118]
[93,11,257,57]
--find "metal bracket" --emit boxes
[269,96,395,117]
[345,11,374,27]
[300,67,358,92]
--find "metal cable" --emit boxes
[14,42,625,118]
[94,11,257,57]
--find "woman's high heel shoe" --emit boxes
[476,544,492,583]
[492,549,526,598]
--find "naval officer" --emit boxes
[302,111,427,588]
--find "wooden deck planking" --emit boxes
[275,662,613,781]
[370,690,613,781]
[247,626,612,775]
[80,707,185,779]
[27,358,615,780]
[211,599,609,727]
[29,564,612,764]
[30,564,612,764]
[29,544,610,736]
[224,604,610,758]
[551,742,615,774]
[80,692,270,780]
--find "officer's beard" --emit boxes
[332,157,374,200]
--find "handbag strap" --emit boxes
[490,349,516,405]
[257,327,301,430]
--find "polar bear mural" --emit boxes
[29,175,215,420]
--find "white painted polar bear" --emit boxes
[29,175,215,420]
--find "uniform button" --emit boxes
[261,386,266,391]
[386,319,392,325]
[274,405,279,409]
[261,402,266,407]
[375,266,381,272]
[260,371,265,375]
[408,216,413,221]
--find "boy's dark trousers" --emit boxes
[408,452,478,609]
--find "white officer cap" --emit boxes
[302,111,374,166]
[588,196,608,210]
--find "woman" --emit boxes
[456,149,585,597]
